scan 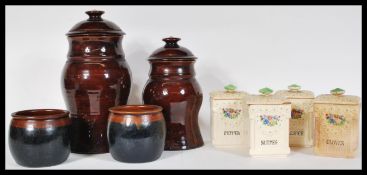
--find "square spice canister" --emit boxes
[313,88,361,158]
[275,84,315,147]
[247,87,291,157]
[210,85,249,149]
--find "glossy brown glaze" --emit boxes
[61,10,131,154]
[109,105,164,124]
[143,37,204,150]
[11,109,71,128]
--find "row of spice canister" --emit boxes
[210,84,361,158]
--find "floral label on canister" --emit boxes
[222,108,243,136]
[325,114,346,126]
[260,115,280,126]
[223,108,241,119]
[291,108,304,119]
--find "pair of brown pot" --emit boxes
[9,103,166,167]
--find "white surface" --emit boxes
[5,6,362,169]
[5,142,362,169]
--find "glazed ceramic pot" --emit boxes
[210,84,249,149]
[61,10,131,154]
[107,105,166,163]
[313,88,361,158]
[275,84,315,147]
[247,88,291,157]
[9,109,71,167]
[142,37,204,150]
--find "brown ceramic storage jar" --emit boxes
[142,37,204,150]
[61,10,131,154]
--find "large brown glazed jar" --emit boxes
[142,37,204,150]
[61,10,131,154]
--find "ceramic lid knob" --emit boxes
[330,88,345,96]
[163,37,181,48]
[224,84,237,93]
[86,10,104,21]
[259,87,273,96]
[149,37,196,60]
[288,84,301,92]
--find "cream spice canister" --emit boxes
[275,84,315,147]
[248,87,291,157]
[313,88,361,158]
[210,85,249,148]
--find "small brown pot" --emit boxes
[9,109,71,167]
[108,105,166,163]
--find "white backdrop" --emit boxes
[5,6,361,169]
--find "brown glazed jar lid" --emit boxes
[149,37,197,61]
[67,10,125,36]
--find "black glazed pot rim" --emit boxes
[109,105,163,115]
[11,109,70,120]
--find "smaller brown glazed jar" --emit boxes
[143,37,204,150]
[9,109,71,167]
[108,105,166,163]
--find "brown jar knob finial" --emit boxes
[163,37,181,48]
[86,10,104,21]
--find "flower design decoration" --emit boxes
[291,108,304,119]
[326,114,346,126]
[222,108,241,119]
[260,115,280,126]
